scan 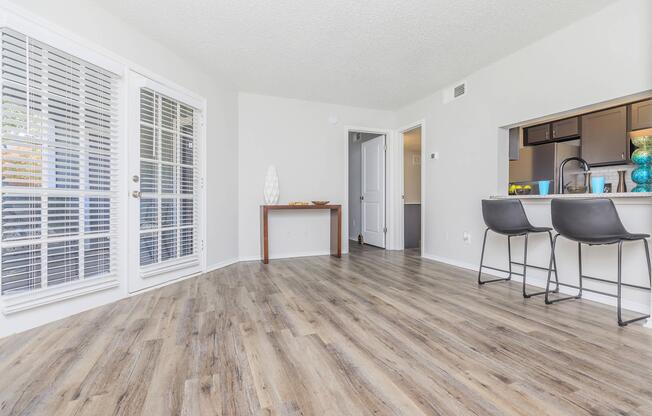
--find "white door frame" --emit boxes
[395,120,426,252]
[343,126,391,253]
[126,71,208,294]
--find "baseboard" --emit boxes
[205,258,239,273]
[421,252,650,316]
[239,250,349,262]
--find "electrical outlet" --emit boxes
[463,232,471,244]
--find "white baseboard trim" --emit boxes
[239,250,349,262]
[205,258,239,273]
[421,252,650,317]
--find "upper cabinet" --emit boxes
[524,123,550,145]
[552,117,579,140]
[630,99,652,131]
[581,106,628,166]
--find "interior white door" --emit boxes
[128,72,203,293]
[361,135,386,248]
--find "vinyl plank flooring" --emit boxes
[2,244,652,415]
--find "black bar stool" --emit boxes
[478,199,559,298]
[545,198,652,326]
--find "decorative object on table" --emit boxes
[288,201,309,206]
[617,170,627,193]
[538,180,550,196]
[604,183,612,193]
[630,129,652,192]
[263,165,280,204]
[311,200,330,205]
[591,176,605,194]
[514,185,532,195]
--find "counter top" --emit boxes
[491,192,652,200]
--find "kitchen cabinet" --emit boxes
[630,99,652,131]
[581,106,628,166]
[524,123,550,145]
[552,117,579,139]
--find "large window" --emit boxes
[0,28,120,295]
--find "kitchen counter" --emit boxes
[491,192,652,200]
[483,191,652,324]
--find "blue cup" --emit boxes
[591,176,605,194]
[538,180,550,196]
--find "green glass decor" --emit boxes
[631,131,652,192]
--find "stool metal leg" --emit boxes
[617,240,651,326]
[644,239,651,288]
[547,231,560,293]
[477,228,488,284]
[507,235,513,280]
[523,231,559,299]
[478,228,512,285]
[545,234,582,305]
[578,243,584,298]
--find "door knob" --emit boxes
[132,175,140,183]
[132,190,141,198]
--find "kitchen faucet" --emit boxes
[558,157,590,194]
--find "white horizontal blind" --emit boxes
[139,88,200,271]
[0,28,120,295]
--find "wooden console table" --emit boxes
[260,204,342,264]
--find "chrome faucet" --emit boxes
[558,157,590,194]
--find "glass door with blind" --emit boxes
[127,73,203,293]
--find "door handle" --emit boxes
[132,190,141,199]
[360,195,364,201]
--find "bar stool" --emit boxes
[545,198,652,326]
[478,199,559,298]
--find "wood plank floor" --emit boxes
[2,245,652,415]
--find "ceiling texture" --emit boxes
[92,0,613,109]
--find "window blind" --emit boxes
[138,88,200,271]
[1,28,120,295]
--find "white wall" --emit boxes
[0,0,239,337]
[238,93,394,260]
[394,0,652,309]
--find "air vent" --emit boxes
[453,83,466,98]
[443,80,468,103]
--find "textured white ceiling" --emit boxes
[92,0,613,109]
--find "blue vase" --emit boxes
[631,135,652,192]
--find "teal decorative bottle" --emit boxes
[631,132,652,192]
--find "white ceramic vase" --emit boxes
[263,165,280,205]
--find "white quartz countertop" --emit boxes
[491,192,652,199]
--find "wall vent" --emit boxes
[443,80,468,103]
[453,83,466,98]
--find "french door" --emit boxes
[127,72,203,293]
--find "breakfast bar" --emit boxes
[487,193,652,320]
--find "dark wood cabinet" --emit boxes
[630,99,652,131]
[581,106,628,166]
[552,117,579,139]
[524,123,550,145]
